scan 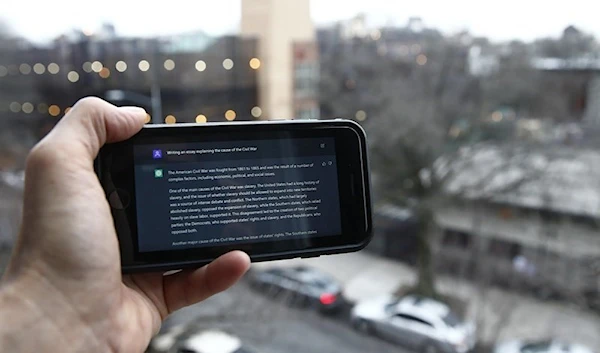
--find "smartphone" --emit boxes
[95,119,372,273]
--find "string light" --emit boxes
[91,61,103,73]
[64,107,71,114]
[145,114,151,124]
[67,71,80,82]
[251,106,262,118]
[222,58,234,70]
[37,103,48,114]
[225,110,236,121]
[99,67,110,78]
[48,63,60,74]
[249,58,261,70]
[22,102,34,114]
[138,60,150,72]
[82,62,92,73]
[195,60,206,72]
[165,115,176,124]
[195,114,207,123]
[115,61,127,72]
[164,59,175,71]
[33,63,45,74]
[355,110,367,121]
[19,63,31,75]
[48,105,61,117]
[9,102,21,113]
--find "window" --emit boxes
[520,341,552,353]
[394,313,434,327]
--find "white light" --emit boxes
[164,59,175,71]
[355,110,367,121]
[222,58,234,70]
[22,102,34,114]
[33,63,45,74]
[195,60,207,72]
[115,61,127,72]
[251,106,262,118]
[9,102,21,113]
[138,60,150,72]
[48,63,60,74]
[19,63,32,75]
[82,62,92,73]
[91,61,103,73]
[67,71,80,83]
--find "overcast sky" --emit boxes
[2,0,599,43]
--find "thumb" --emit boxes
[42,97,146,164]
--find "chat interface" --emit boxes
[133,138,342,252]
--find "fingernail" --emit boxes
[119,106,147,115]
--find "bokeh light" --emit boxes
[145,114,151,124]
[19,63,31,75]
[48,105,61,117]
[47,63,60,74]
[355,110,367,121]
[64,107,71,114]
[33,63,45,74]
[99,67,110,78]
[138,60,150,72]
[37,103,48,114]
[21,102,34,114]
[195,60,207,72]
[82,62,92,73]
[222,59,234,70]
[91,61,103,73]
[67,71,80,82]
[251,106,262,118]
[9,102,21,113]
[165,115,176,124]
[195,114,207,123]
[416,54,428,66]
[249,58,261,70]
[115,61,127,72]
[164,59,175,71]
[225,110,236,121]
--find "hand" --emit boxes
[0,97,250,353]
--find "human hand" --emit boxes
[0,97,250,353]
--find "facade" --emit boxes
[433,144,600,303]
[241,0,319,120]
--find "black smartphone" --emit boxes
[95,119,372,273]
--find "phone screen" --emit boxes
[132,137,342,252]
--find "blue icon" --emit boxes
[152,149,162,159]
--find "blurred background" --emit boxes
[1,1,599,353]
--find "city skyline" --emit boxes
[2,0,600,44]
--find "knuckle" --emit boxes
[72,96,106,113]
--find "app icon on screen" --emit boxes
[154,169,164,178]
[152,149,163,159]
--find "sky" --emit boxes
[2,0,599,43]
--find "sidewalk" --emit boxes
[253,251,600,348]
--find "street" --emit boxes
[156,277,413,353]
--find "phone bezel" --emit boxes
[96,119,372,272]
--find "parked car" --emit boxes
[494,340,595,353]
[350,295,476,353]
[151,328,256,353]
[249,266,344,312]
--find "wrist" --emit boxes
[0,275,103,353]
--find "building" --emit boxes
[433,144,600,304]
[241,0,319,120]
